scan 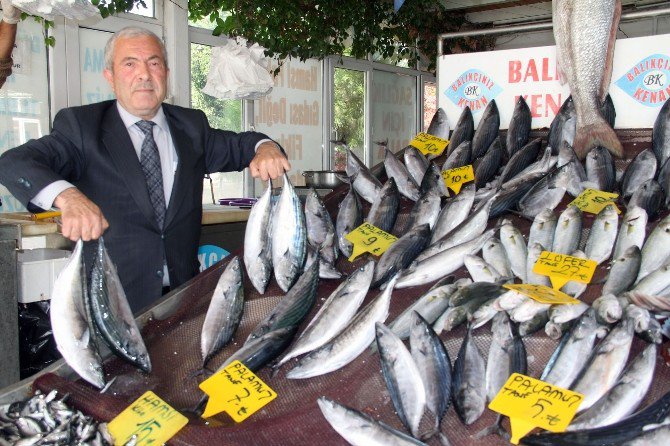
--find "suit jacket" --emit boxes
[0,100,269,313]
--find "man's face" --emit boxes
[103,35,169,119]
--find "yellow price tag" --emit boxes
[344,222,398,262]
[570,188,621,214]
[441,165,475,194]
[489,373,584,444]
[108,391,188,446]
[532,251,597,290]
[199,360,277,421]
[409,132,450,157]
[503,283,581,305]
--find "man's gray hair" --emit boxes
[104,27,168,72]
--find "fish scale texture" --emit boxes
[33,138,670,446]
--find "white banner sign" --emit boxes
[438,34,670,129]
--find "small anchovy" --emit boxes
[346,147,382,204]
[317,397,428,446]
[366,178,400,233]
[200,256,244,366]
[471,99,500,159]
[244,181,273,294]
[448,106,474,153]
[452,324,487,425]
[376,323,426,438]
[385,147,420,201]
[506,96,532,158]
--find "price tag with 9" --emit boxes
[441,164,475,194]
[569,188,620,214]
[199,360,277,421]
[108,391,188,446]
[489,373,584,444]
[533,251,597,290]
[409,132,449,157]
[344,222,398,262]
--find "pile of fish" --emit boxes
[50,238,151,389]
[0,389,113,445]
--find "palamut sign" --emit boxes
[438,33,670,130]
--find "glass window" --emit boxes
[253,58,323,191]
[79,28,115,105]
[0,20,51,212]
[128,0,155,17]
[423,81,437,132]
[332,67,365,170]
[188,12,231,31]
[370,70,416,166]
[190,43,244,202]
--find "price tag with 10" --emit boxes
[441,165,475,195]
[569,188,620,214]
[409,132,449,157]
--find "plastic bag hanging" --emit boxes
[9,0,100,21]
[201,37,274,100]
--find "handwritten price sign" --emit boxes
[570,189,620,214]
[533,251,597,290]
[489,373,584,444]
[441,165,475,194]
[199,360,277,421]
[344,222,398,262]
[503,283,581,305]
[108,391,188,446]
[409,132,449,157]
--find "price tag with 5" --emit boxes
[533,251,597,290]
[409,132,449,157]
[441,165,475,195]
[107,391,188,446]
[569,188,621,214]
[344,222,398,262]
[503,283,581,305]
[199,360,277,421]
[489,373,584,444]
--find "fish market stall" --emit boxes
[5,4,670,446]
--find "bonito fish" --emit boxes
[244,181,273,294]
[553,0,623,159]
[272,174,307,292]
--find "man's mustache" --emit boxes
[132,82,155,92]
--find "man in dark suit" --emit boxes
[0,26,289,312]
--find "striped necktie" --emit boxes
[136,120,166,229]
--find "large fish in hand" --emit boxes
[553,0,623,159]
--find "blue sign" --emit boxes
[197,245,230,272]
[444,69,503,113]
[615,53,670,107]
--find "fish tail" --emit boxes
[573,121,623,159]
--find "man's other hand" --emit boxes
[54,188,109,241]
[249,142,291,181]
